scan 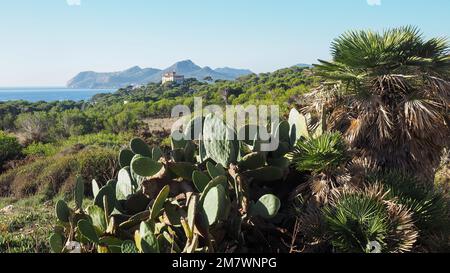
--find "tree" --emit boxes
[60,109,92,137]
[311,26,450,185]
[203,76,213,82]
[15,112,52,142]
[0,131,21,167]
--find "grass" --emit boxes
[23,132,131,157]
[0,195,92,253]
[0,132,124,253]
[0,195,54,253]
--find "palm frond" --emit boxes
[312,26,450,184]
[324,185,418,253]
[290,132,350,174]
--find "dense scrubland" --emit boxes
[0,27,449,253]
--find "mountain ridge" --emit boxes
[67,60,254,89]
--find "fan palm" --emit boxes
[367,170,448,232]
[312,26,450,185]
[290,132,351,203]
[323,185,418,253]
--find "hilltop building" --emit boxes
[162,72,185,84]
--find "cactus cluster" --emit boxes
[50,110,314,253]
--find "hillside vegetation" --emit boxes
[0,27,449,254]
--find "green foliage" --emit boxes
[242,166,284,183]
[169,162,196,181]
[130,155,162,177]
[0,131,21,166]
[367,171,449,232]
[239,152,266,170]
[121,240,139,253]
[250,194,281,219]
[49,233,64,253]
[55,200,71,223]
[150,185,170,220]
[202,184,230,226]
[323,192,389,253]
[23,142,58,157]
[93,182,115,215]
[78,219,99,243]
[291,132,349,174]
[138,222,160,253]
[23,132,129,157]
[203,114,239,167]
[0,195,55,253]
[86,205,107,235]
[192,170,210,192]
[116,168,135,200]
[0,147,118,199]
[323,187,417,253]
[130,138,152,157]
[206,162,226,179]
[118,149,134,168]
[74,176,84,210]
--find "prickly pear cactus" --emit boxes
[74,176,84,210]
[202,184,229,226]
[119,149,135,168]
[192,173,209,195]
[239,152,266,170]
[131,155,162,177]
[289,108,310,141]
[203,114,239,167]
[250,194,281,219]
[55,200,71,223]
[116,168,135,200]
[50,115,301,254]
[130,138,152,157]
[242,166,284,183]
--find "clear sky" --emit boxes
[0,0,449,86]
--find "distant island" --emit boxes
[67,60,254,89]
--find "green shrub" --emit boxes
[62,132,130,148]
[23,132,129,158]
[291,132,349,174]
[367,171,449,232]
[23,142,58,157]
[323,186,418,253]
[0,131,22,166]
[75,148,119,187]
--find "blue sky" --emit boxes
[0,0,449,86]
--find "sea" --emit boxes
[0,87,116,102]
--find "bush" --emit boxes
[292,132,349,174]
[23,142,58,157]
[367,171,449,230]
[15,112,52,143]
[366,171,449,251]
[323,186,418,253]
[0,147,118,199]
[0,131,22,167]
[23,132,130,158]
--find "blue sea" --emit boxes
[0,87,116,102]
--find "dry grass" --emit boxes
[144,117,177,132]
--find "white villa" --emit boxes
[162,72,185,84]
